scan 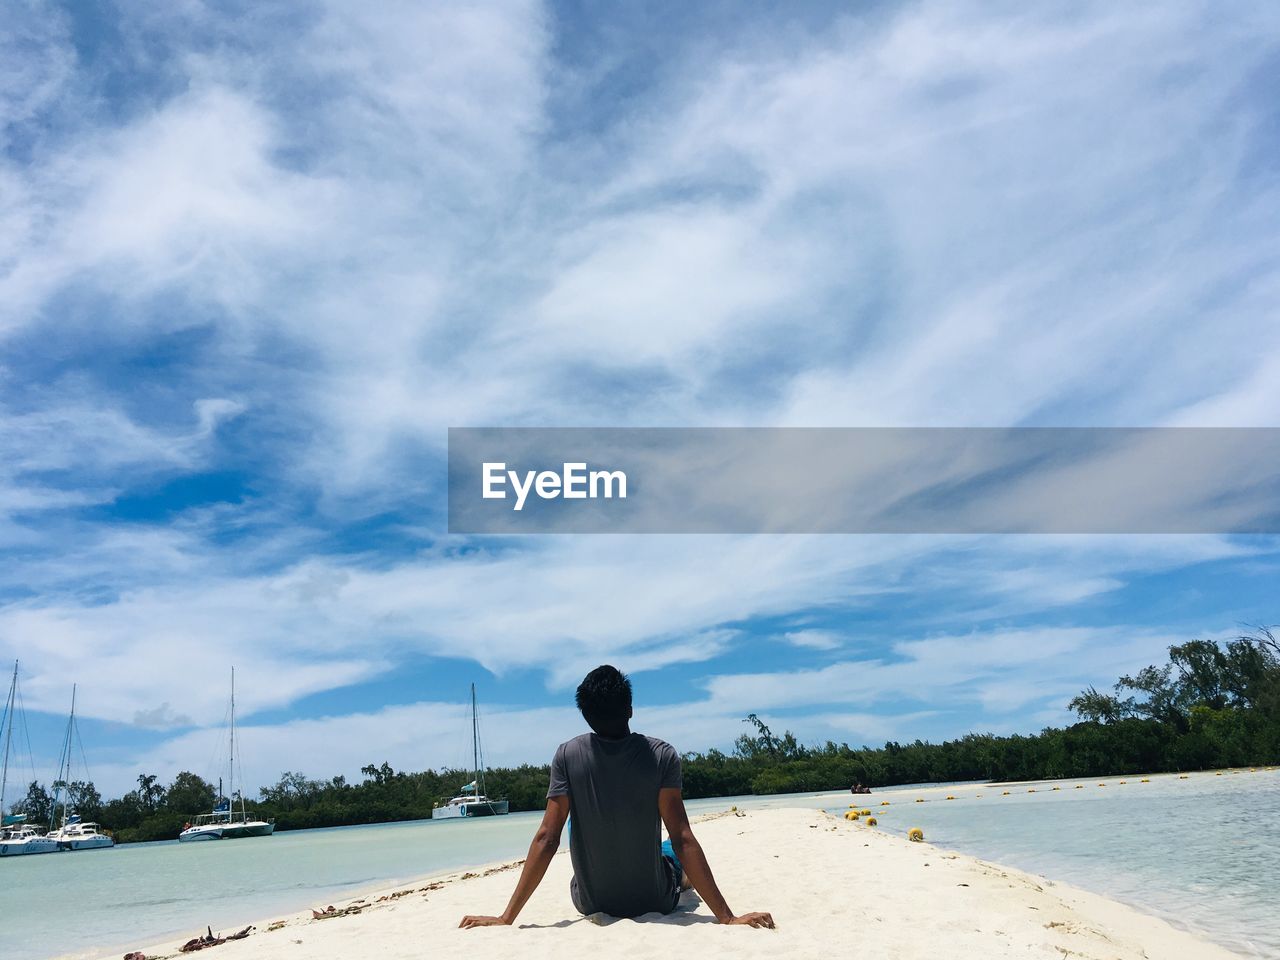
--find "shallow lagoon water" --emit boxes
[831,769,1280,959]
[8,770,1277,960]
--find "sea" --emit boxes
[7,768,1277,960]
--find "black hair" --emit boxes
[575,665,633,736]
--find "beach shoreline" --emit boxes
[62,806,1244,960]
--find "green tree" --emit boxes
[736,714,779,759]
[69,780,103,821]
[135,773,165,813]
[166,771,216,815]
[15,781,52,824]
[1067,686,1132,723]
[360,762,398,786]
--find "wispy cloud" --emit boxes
[1,1,1277,793]
[705,625,1187,719]
[782,630,844,651]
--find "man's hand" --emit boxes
[459,915,511,928]
[458,795,570,931]
[658,789,774,931]
[724,911,775,928]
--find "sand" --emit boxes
[87,806,1241,960]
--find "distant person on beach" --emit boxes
[460,665,775,930]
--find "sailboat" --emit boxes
[45,685,114,851]
[0,661,61,857]
[178,668,275,842]
[431,684,509,819]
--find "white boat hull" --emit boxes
[431,799,510,819]
[0,836,62,856]
[48,822,115,851]
[54,835,114,851]
[178,820,275,842]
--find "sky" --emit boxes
[1,0,1278,800]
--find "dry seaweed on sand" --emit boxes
[178,926,253,953]
[311,905,363,920]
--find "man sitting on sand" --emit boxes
[460,665,775,929]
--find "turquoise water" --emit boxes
[827,770,1280,959]
[17,812,551,960]
[8,771,1277,960]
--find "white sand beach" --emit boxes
[82,806,1242,960]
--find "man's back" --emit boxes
[547,732,682,917]
[460,665,772,931]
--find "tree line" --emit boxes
[10,628,1277,843]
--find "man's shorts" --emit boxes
[661,838,683,886]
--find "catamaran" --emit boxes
[45,684,114,851]
[178,668,275,842]
[431,684,509,819]
[47,815,113,850]
[0,661,62,856]
[0,822,61,856]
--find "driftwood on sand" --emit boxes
[178,925,254,953]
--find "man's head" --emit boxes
[575,665,633,737]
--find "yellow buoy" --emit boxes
[880,801,890,806]
[1098,783,1106,787]
[908,828,924,842]
[1028,788,1036,793]
[1179,775,1189,779]
[1119,781,1127,785]
[1052,786,1060,791]
[1075,785,1084,789]
[861,809,872,816]
[946,795,956,800]
[1140,778,1150,783]
[844,810,859,821]
[915,798,925,803]
[1001,791,1010,795]
[866,817,878,826]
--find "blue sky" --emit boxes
[1,1,1278,799]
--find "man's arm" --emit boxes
[658,788,775,928]
[459,795,570,928]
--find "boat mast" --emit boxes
[230,667,240,820]
[0,661,17,821]
[51,684,76,830]
[471,683,480,799]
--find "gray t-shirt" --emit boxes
[547,732,682,918]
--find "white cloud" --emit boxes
[131,702,194,730]
[704,625,1187,717]
[0,394,246,547]
[0,531,1241,735]
[76,613,1175,796]
[0,1,1277,791]
[782,629,843,651]
[84,694,944,799]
